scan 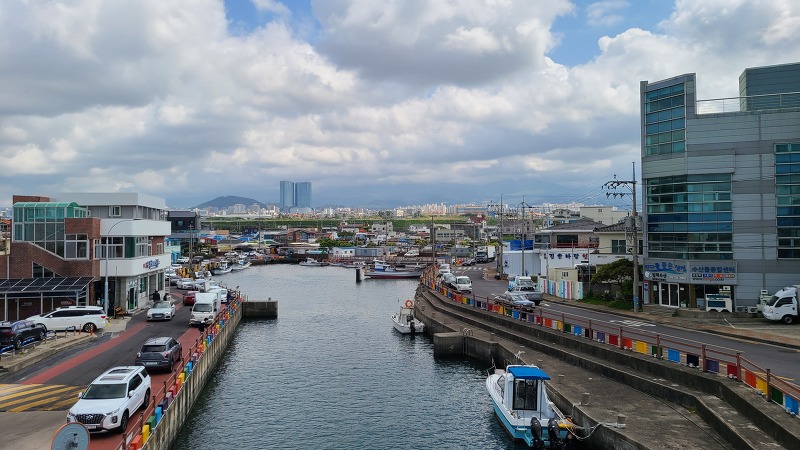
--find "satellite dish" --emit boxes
[51,423,90,450]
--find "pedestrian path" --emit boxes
[0,383,83,412]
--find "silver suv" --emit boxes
[66,366,151,433]
[27,306,107,333]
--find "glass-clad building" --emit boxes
[640,62,800,310]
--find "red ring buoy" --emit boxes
[404,299,414,308]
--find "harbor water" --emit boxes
[169,264,530,449]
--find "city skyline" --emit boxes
[1,1,798,209]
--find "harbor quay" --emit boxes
[413,283,800,450]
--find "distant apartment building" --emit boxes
[640,62,800,309]
[279,180,312,213]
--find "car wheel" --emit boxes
[82,323,96,333]
[14,337,21,349]
[142,389,151,410]
[118,411,129,434]
[782,315,795,324]
[37,330,45,341]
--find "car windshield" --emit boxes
[152,301,171,309]
[82,383,127,399]
[194,304,213,312]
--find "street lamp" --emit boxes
[103,219,138,317]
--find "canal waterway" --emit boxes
[170,264,527,449]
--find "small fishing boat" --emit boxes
[211,261,232,275]
[342,261,366,269]
[299,257,329,267]
[486,364,572,449]
[391,299,425,334]
[365,259,422,279]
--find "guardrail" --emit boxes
[108,293,243,450]
[421,270,800,418]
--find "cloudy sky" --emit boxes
[1,0,799,210]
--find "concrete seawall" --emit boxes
[143,302,244,449]
[415,286,800,450]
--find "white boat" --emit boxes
[486,364,573,449]
[299,257,329,267]
[342,261,366,269]
[391,300,425,334]
[366,259,422,279]
[211,261,232,275]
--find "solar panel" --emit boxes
[0,277,95,294]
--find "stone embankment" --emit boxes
[414,285,799,450]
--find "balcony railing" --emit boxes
[697,92,800,114]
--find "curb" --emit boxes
[0,334,93,376]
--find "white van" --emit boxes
[454,275,472,293]
[439,263,451,275]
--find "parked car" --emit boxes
[66,366,151,433]
[134,336,182,372]
[0,320,47,350]
[169,274,183,286]
[494,292,537,308]
[27,306,107,333]
[176,257,190,264]
[438,264,451,275]
[146,300,176,321]
[454,275,473,293]
[177,278,195,290]
[183,291,198,306]
[442,273,457,289]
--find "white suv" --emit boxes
[27,306,107,333]
[67,366,151,433]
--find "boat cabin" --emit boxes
[495,366,552,415]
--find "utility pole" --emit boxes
[489,195,505,277]
[604,162,640,311]
[518,197,532,278]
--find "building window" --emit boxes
[775,142,800,258]
[65,234,89,259]
[611,239,626,254]
[103,237,124,259]
[135,236,150,257]
[156,243,164,255]
[109,206,121,217]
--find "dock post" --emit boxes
[356,267,362,283]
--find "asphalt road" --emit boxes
[455,262,800,383]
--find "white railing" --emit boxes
[697,92,800,114]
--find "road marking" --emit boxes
[608,319,656,327]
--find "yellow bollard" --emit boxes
[142,424,150,442]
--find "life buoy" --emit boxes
[404,299,414,308]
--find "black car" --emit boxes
[0,320,47,350]
[134,336,183,371]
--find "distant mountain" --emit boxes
[194,195,266,210]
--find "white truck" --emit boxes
[763,285,800,324]
[475,246,496,263]
[190,292,222,326]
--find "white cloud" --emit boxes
[0,0,798,208]
[586,0,629,27]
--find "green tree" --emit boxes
[591,258,633,285]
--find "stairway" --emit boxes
[642,304,676,318]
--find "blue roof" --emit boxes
[508,366,550,380]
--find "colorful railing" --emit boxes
[109,295,243,450]
[420,271,800,418]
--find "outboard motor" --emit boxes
[529,418,545,450]
[410,320,416,334]
[547,417,565,449]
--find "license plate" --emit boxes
[144,362,155,365]
[86,425,97,430]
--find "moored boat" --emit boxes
[391,299,425,334]
[486,364,572,449]
[299,257,329,267]
[365,259,422,278]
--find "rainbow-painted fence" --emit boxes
[422,273,800,418]
[111,295,243,450]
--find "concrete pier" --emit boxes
[242,299,278,319]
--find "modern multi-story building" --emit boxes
[279,180,312,212]
[640,62,800,309]
[0,193,172,321]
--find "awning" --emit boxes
[0,277,95,295]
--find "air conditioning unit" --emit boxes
[720,286,731,291]
[734,306,749,313]
[747,306,758,313]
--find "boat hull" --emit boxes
[391,314,425,334]
[365,271,422,279]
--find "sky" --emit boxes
[1,0,799,210]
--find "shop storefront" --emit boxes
[643,258,737,309]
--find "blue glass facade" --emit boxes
[776,142,800,258]
[644,83,686,156]
[645,174,733,260]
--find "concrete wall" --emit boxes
[143,303,242,450]
[242,300,278,319]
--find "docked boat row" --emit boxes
[298,257,427,279]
